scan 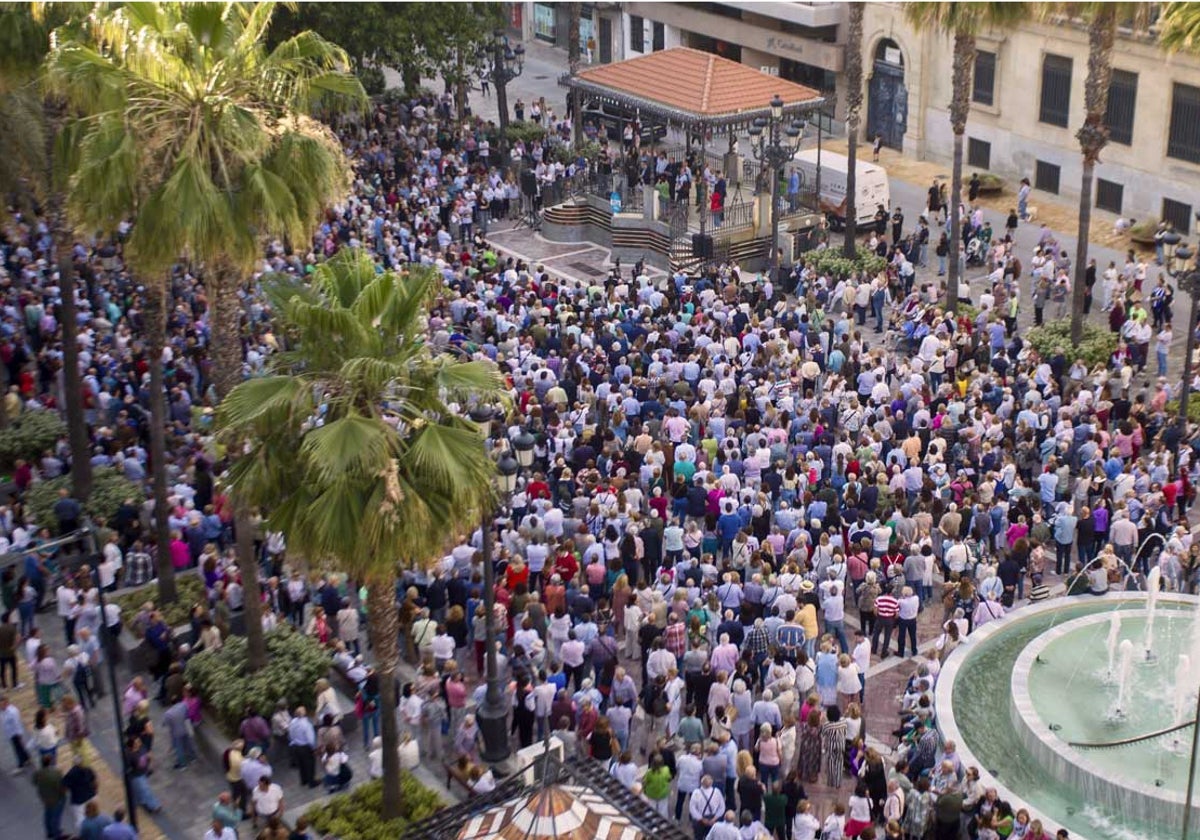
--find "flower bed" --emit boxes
[185,625,331,734]
[1024,321,1117,368]
[302,777,443,840]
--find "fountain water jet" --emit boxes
[1143,567,1161,663]
[1114,639,1135,718]
[1106,613,1122,681]
[1172,654,1191,751]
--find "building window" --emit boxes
[1095,179,1123,214]
[1105,69,1137,145]
[629,14,644,53]
[968,137,991,170]
[1035,160,1061,194]
[973,51,996,106]
[652,21,665,51]
[1163,197,1193,236]
[1168,82,1200,164]
[1039,54,1072,128]
[533,3,556,42]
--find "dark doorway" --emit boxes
[867,39,907,151]
[599,16,612,63]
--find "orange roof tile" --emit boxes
[570,47,822,121]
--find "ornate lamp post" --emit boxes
[747,94,804,281]
[469,406,515,763]
[481,28,524,148]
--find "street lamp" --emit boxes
[481,28,524,149]
[513,430,536,470]
[468,405,511,763]
[748,93,804,281]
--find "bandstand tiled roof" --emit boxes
[561,47,824,130]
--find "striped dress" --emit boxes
[820,719,848,788]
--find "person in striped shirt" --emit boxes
[873,586,900,657]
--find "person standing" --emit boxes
[62,753,98,835]
[0,693,30,771]
[286,706,318,788]
[32,753,66,840]
[163,696,196,769]
[897,587,920,658]
[0,613,20,689]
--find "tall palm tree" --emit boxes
[0,4,92,491]
[905,2,1030,312]
[47,2,362,665]
[1159,2,1200,52]
[219,250,505,819]
[843,2,864,257]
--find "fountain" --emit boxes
[1143,567,1161,663]
[1112,639,1134,718]
[1105,612,1121,681]
[939,593,1200,840]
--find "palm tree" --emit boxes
[843,2,864,257]
[219,250,505,819]
[1160,2,1200,52]
[905,2,1030,312]
[0,4,92,491]
[47,2,363,664]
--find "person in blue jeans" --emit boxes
[124,736,162,814]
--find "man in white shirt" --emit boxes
[204,820,237,840]
[250,774,283,828]
[689,776,726,838]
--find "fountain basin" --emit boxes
[937,594,1200,840]
[1012,611,1193,830]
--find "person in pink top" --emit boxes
[755,723,782,786]
[169,531,191,571]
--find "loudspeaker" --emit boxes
[520,170,538,197]
[692,233,713,259]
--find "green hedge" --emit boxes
[1024,321,1118,368]
[185,626,331,734]
[802,246,887,281]
[0,411,65,468]
[303,777,443,840]
[504,120,547,144]
[1167,398,1200,423]
[25,467,145,531]
[113,573,207,630]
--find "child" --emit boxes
[821,803,846,840]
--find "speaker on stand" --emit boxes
[515,169,542,232]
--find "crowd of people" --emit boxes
[0,75,1195,840]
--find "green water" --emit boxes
[1027,614,1192,793]
[951,600,1194,840]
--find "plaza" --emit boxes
[3,4,1200,840]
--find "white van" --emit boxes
[790,149,890,229]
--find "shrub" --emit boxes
[0,411,65,468]
[113,573,207,630]
[803,246,887,281]
[1130,218,1159,245]
[504,120,547,145]
[1166,399,1200,423]
[1024,321,1118,368]
[25,467,146,531]
[975,173,1004,193]
[303,777,443,840]
[185,625,331,734]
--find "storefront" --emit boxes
[533,2,556,42]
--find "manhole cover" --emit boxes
[534,75,550,80]
[568,260,606,277]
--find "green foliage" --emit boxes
[303,777,443,839]
[1024,321,1118,368]
[185,626,331,734]
[1166,398,1200,423]
[24,466,145,530]
[113,573,207,630]
[0,411,65,467]
[803,246,887,281]
[504,120,548,145]
[975,173,1004,192]
[357,65,386,97]
[1130,218,1160,244]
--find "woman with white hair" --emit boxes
[755,722,782,786]
[730,678,754,751]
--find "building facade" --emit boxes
[862,3,1200,233]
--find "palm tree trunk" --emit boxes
[209,262,266,670]
[1073,8,1116,344]
[567,3,582,74]
[843,2,863,257]
[1072,156,1097,344]
[144,280,176,603]
[51,197,92,501]
[367,571,403,820]
[948,130,965,313]
[42,102,92,501]
[946,30,976,314]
